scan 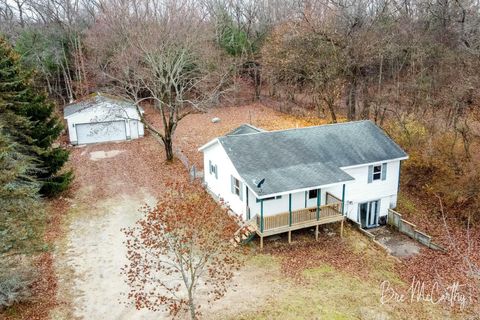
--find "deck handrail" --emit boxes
[255,202,342,232]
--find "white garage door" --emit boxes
[76,121,127,144]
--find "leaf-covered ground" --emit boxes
[6,102,478,319]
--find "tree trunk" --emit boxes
[164,135,174,161]
[188,290,196,320]
[361,85,370,120]
[326,99,337,123]
[253,64,261,101]
[346,81,357,121]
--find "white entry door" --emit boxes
[76,121,127,144]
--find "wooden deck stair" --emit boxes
[231,221,257,246]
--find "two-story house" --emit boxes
[199,121,408,247]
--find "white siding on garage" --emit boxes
[76,121,127,144]
[65,98,144,145]
[129,120,139,139]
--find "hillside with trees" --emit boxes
[1,0,479,318]
[2,0,476,220]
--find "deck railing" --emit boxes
[255,202,342,233]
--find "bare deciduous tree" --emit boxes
[89,0,230,160]
[123,183,241,319]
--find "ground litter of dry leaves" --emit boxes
[7,100,480,319]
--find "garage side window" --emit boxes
[208,160,218,179]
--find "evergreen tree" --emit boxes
[0,37,72,196]
[0,40,45,308]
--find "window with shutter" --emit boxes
[232,176,241,197]
[209,161,217,179]
[369,163,387,182]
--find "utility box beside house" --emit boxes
[64,92,144,145]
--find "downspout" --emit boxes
[246,185,250,220]
[397,161,402,193]
[341,184,346,215]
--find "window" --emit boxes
[368,163,387,183]
[308,189,318,199]
[208,160,217,179]
[256,195,282,203]
[232,177,240,196]
[372,165,382,181]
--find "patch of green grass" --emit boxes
[343,228,404,286]
[248,253,279,269]
[230,230,460,320]
[302,264,334,277]
[397,194,418,216]
[237,263,378,320]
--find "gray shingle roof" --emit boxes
[218,120,407,197]
[64,93,140,117]
[226,124,264,135]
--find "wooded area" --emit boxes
[1,0,480,317]
[2,0,479,163]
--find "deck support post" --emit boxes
[340,219,344,238]
[289,194,292,226]
[316,188,321,220]
[315,224,319,241]
[288,193,292,243]
[260,199,264,233]
[260,236,264,249]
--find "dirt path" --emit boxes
[56,192,163,320]
[52,136,283,319]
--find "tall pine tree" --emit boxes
[0,37,72,196]
[0,39,46,308]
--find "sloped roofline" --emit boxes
[64,92,144,118]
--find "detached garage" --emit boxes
[64,93,144,145]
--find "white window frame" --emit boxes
[372,165,382,181]
[209,160,218,179]
[233,177,241,196]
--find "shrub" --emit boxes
[0,257,37,310]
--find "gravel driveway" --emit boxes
[53,137,185,319]
[53,132,284,319]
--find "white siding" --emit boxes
[341,161,400,222]
[247,186,344,218]
[203,142,246,218]
[202,142,401,225]
[65,103,144,145]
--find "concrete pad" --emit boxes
[370,227,421,258]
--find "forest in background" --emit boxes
[1,0,480,315]
[3,0,477,217]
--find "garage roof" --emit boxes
[64,93,143,117]
[226,124,265,135]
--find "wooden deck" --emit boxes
[251,202,345,247]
